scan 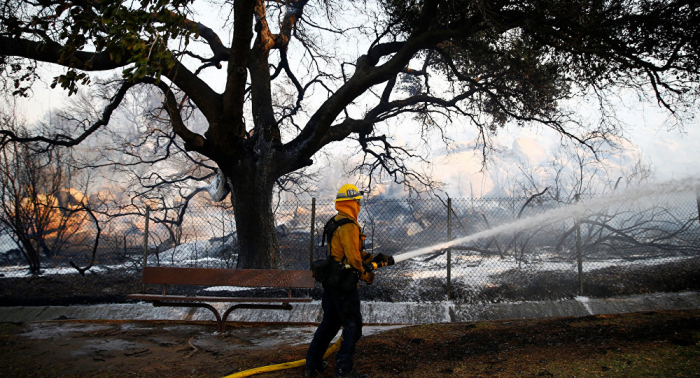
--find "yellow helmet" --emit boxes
[334,183,363,203]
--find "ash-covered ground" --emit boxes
[1,254,698,307]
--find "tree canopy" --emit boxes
[1,0,698,268]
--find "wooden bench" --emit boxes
[127,266,315,332]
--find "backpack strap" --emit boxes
[322,217,356,250]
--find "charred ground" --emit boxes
[0,309,698,377]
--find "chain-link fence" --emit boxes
[1,192,699,304]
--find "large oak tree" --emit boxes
[1,0,698,268]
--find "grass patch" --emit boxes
[543,343,700,377]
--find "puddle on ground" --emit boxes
[20,323,113,339]
[71,339,146,357]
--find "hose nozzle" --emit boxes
[370,256,395,270]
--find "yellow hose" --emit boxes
[222,336,342,378]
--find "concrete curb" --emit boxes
[1,291,698,325]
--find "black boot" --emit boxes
[304,361,329,377]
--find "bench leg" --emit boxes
[153,301,226,332]
[221,303,293,327]
[151,301,294,332]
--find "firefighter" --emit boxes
[304,184,393,378]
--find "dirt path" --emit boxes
[1,309,699,377]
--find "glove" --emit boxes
[362,254,374,265]
[362,263,374,273]
[364,271,375,285]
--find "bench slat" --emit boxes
[140,267,315,288]
[127,294,312,303]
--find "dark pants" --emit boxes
[305,283,363,375]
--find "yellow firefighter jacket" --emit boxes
[329,203,373,283]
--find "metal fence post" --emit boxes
[309,198,316,269]
[575,194,583,295]
[447,198,452,301]
[696,188,700,237]
[141,206,150,294]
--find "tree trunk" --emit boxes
[16,235,41,275]
[227,162,281,270]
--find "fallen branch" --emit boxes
[185,337,199,358]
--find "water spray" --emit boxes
[392,177,700,264]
